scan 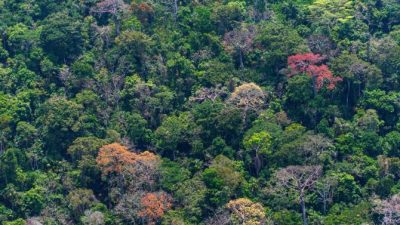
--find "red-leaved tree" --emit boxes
[287,53,342,93]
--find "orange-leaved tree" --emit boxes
[96,143,160,191]
[96,143,157,176]
[97,143,169,224]
[138,192,172,225]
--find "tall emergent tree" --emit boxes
[273,165,322,225]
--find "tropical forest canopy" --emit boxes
[0,0,400,224]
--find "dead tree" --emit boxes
[374,194,400,225]
[223,25,256,71]
[91,0,129,35]
[315,176,338,214]
[274,165,322,225]
[149,0,179,22]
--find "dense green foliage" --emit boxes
[0,0,400,224]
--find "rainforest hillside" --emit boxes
[1,0,400,224]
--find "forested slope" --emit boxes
[0,0,400,224]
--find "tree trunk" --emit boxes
[253,0,260,22]
[254,151,261,177]
[239,49,244,70]
[300,194,308,225]
[173,0,178,22]
[113,15,121,36]
[0,140,3,156]
[346,79,350,108]
[311,76,317,96]
[367,33,371,61]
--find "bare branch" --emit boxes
[374,195,400,225]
